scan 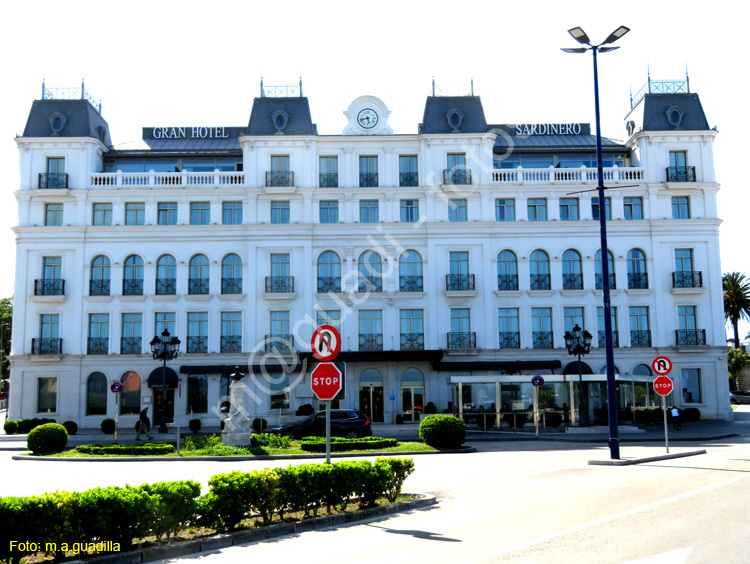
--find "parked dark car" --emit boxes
[730,390,750,405]
[270,409,372,439]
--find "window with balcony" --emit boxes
[221,254,242,294]
[559,198,579,221]
[597,306,618,347]
[498,308,520,349]
[667,151,695,182]
[41,157,67,189]
[36,256,64,296]
[268,311,293,352]
[399,250,423,291]
[359,310,383,351]
[125,202,145,226]
[317,251,341,293]
[157,202,178,225]
[271,201,290,224]
[532,307,553,348]
[123,255,144,295]
[527,198,547,221]
[45,203,63,226]
[88,313,109,354]
[156,254,177,295]
[222,201,242,225]
[319,156,338,187]
[34,314,61,355]
[320,200,339,223]
[86,372,107,415]
[497,250,518,290]
[190,202,210,225]
[448,251,473,291]
[360,199,379,223]
[359,156,378,187]
[677,305,705,345]
[449,308,474,349]
[267,155,293,187]
[400,309,424,350]
[445,153,470,185]
[90,255,111,296]
[221,312,242,352]
[400,199,419,223]
[681,368,702,403]
[189,254,209,294]
[92,203,112,226]
[562,249,583,290]
[595,250,616,290]
[530,250,550,290]
[267,253,293,293]
[673,249,701,288]
[627,249,648,289]
[629,306,651,347]
[495,199,515,221]
[672,196,690,219]
[121,313,142,354]
[591,197,611,220]
[449,199,468,222]
[358,250,383,292]
[399,155,418,187]
[624,197,643,220]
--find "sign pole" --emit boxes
[325,399,331,464]
[114,394,119,444]
[534,386,539,437]
[662,395,669,453]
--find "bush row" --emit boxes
[0,459,414,562]
[74,443,175,456]
[299,437,398,453]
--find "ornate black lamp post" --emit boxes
[562,25,629,458]
[564,324,593,427]
[150,329,180,433]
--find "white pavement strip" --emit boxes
[621,547,693,563]
[456,472,748,564]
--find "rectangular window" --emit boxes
[563,307,584,333]
[187,312,208,353]
[125,202,145,226]
[559,198,579,221]
[400,199,419,223]
[669,151,687,168]
[88,313,109,354]
[271,201,290,224]
[155,312,176,337]
[157,202,178,225]
[681,368,702,403]
[316,309,341,328]
[400,309,424,350]
[121,313,142,353]
[532,307,552,348]
[270,311,290,336]
[320,200,339,223]
[675,249,694,272]
[221,312,242,352]
[47,157,65,174]
[527,198,547,221]
[271,155,290,172]
[451,308,471,334]
[623,197,643,220]
[42,256,62,281]
[399,155,418,187]
[678,305,697,331]
[359,310,383,350]
[222,201,243,225]
[37,377,57,413]
[591,197,611,220]
[672,196,690,219]
[45,203,63,226]
[92,203,113,226]
[597,307,618,347]
[319,156,338,187]
[498,308,520,348]
[629,306,650,346]
[269,373,291,409]
[190,202,210,225]
[495,199,515,221]
[359,156,378,187]
[448,199,468,222]
[449,251,469,275]
[360,200,379,223]
[446,153,469,184]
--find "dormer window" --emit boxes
[272,110,289,134]
[446,109,464,132]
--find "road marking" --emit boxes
[457,471,748,564]
[621,547,692,563]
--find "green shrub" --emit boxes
[544,411,563,428]
[189,418,202,433]
[101,418,116,434]
[296,403,314,416]
[251,432,290,449]
[252,417,267,432]
[275,465,303,520]
[3,419,17,435]
[74,443,174,456]
[354,460,391,509]
[27,423,68,454]
[378,457,415,502]
[139,481,201,539]
[682,407,701,422]
[62,420,78,435]
[300,437,397,452]
[202,470,259,530]
[17,418,55,434]
[419,414,466,449]
[502,412,528,428]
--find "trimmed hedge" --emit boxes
[101,418,116,434]
[189,418,202,433]
[419,414,466,449]
[62,420,78,435]
[3,418,56,434]
[251,432,291,449]
[27,423,68,454]
[75,443,175,456]
[252,418,267,432]
[543,411,563,428]
[300,437,398,453]
[3,419,17,435]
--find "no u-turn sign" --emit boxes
[312,325,341,362]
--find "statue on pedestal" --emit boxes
[222,367,254,446]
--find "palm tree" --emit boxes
[723,272,750,348]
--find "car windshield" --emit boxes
[304,413,317,423]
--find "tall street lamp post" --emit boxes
[562,25,630,459]
[150,329,180,434]
[564,324,593,426]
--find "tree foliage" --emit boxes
[723,273,750,348]
[727,347,750,391]
[0,296,11,383]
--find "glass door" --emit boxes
[359,383,384,422]
[401,386,424,422]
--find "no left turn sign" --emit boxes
[312,325,341,362]
[652,356,673,376]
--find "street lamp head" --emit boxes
[564,331,574,350]
[568,26,590,45]
[572,324,582,340]
[598,46,620,53]
[561,47,587,54]
[149,336,161,354]
[161,328,171,340]
[602,25,630,45]
[583,330,594,348]
[168,336,181,355]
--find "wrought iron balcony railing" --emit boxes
[87,337,108,355]
[530,274,551,290]
[532,331,553,349]
[443,168,472,185]
[319,173,338,188]
[89,279,110,296]
[358,276,382,293]
[399,275,423,292]
[265,276,294,293]
[265,334,295,352]
[188,278,209,295]
[156,278,176,295]
[38,173,68,189]
[672,271,703,288]
[400,333,424,351]
[498,332,521,349]
[122,279,144,296]
[446,274,475,291]
[595,273,616,290]
[34,279,64,296]
[399,172,419,187]
[359,173,379,187]
[187,336,208,353]
[666,166,696,182]
[497,274,519,291]
[562,273,583,290]
[220,336,242,353]
[359,334,383,351]
[627,273,649,289]
[32,338,62,355]
[447,332,476,350]
[120,337,142,354]
[630,330,652,347]
[221,277,242,294]
[676,329,706,346]
[266,171,294,187]
[598,330,619,348]
[317,277,341,293]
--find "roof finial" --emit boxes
[629,83,632,108]
[81,78,85,100]
[299,72,303,97]
[41,78,45,99]
[432,76,435,97]
[471,78,474,96]
[647,64,651,93]
[260,74,265,97]
[686,63,690,92]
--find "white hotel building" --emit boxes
[8,79,731,429]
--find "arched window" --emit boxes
[156,255,177,295]
[317,251,341,293]
[123,255,144,295]
[633,364,652,376]
[562,250,583,290]
[120,371,141,415]
[86,372,107,415]
[530,250,550,290]
[358,250,382,292]
[399,250,423,292]
[90,255,111,296]
[497,250,518,290]
[187,374,208,414]
[189,254,209,295]
[627,249,648,289]
[221,254,242,294]
[595,250,616,289]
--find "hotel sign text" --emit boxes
[515,123,587,136]
[142,126,247,141]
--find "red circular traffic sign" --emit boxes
[531,375,545,388]
[110,381,123,394]
[653,376,674,396]
[311,325,341,362]
[311,362,343,400]
[652,356,673,376]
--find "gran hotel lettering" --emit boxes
[150,126,231,139]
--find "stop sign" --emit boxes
[311,362,343,400]
[653,376,674,396]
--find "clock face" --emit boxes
[357,108,378,129]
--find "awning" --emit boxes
[147,367,179,388]
[432,360,561,372]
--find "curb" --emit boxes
[63,494,437,564]
[588,449,707,466]
[464,433,739,443]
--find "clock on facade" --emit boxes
[357,108,378,129]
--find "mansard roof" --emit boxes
[22,99,112,146]
[247,97,317,135]
[419,96,488,134]
[631,93,711,132]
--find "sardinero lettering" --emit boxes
[516,123,583,135]
[151,126,230,139]
[9,540,121,555]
